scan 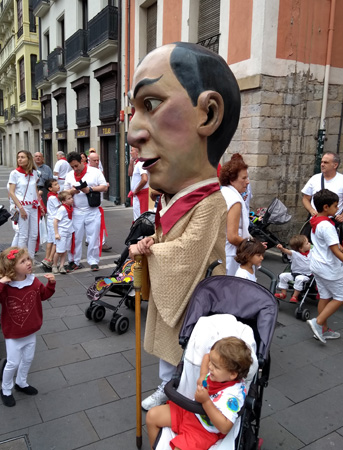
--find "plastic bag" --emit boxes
[39,217,48,244]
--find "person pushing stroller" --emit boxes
[275,235,312,303]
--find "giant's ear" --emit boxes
[197,91,224,137]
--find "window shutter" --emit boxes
[198,0,220,41]
[101,76,117,102]
[146,3,157,53]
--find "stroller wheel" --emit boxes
[85,304,95,320]
[91,305,106,322]
[124,296,135,311]
[301,309,310,321]
[110,314,129,334]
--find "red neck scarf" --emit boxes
[62,204,73,220]
[310,216,335,233]
[300,250,310,257]
[60,157,67,161]
[16,167,33,176]
[155,182,220,234]
[204,374,240,396]
[74,165,87,182]
[48,192,59,199]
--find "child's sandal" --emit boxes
[274,293,287,300]
[289,296,298,303]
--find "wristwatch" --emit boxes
[89,187,93,193]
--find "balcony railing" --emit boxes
[56,113,67,130]
[197,33,220,54]
[35,59,48,85]
[4,108,8,121]
[65,29,88,66]
[10,104,15,119]
[47,47,66,79]
[99,99,117,121]
[88,5,118,52]
[43,116,52,131]
[76,107,90,127]
[19,93,26,103]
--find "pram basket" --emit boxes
[160,276,278,450]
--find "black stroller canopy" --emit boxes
[179,276,278,361]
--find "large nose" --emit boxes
[127,113,150,148]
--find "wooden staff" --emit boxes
[134,254,143,448]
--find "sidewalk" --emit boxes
[1,165,343,449]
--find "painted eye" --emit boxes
[144,98,162,112]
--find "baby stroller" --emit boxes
[154,276,278,450]
[249,198,291,257]
[85,211,155,334]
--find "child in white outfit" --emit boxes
[53,192,74,274]
[234,238,265,282]
[41,179,60,269]
[275,235,311,303]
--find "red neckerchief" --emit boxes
[16,167,33,176]
[300,250,310,257]
[62,204,73,220]
[48,192,59,199]
[310,216,335,233]
[60,157,67,161]
[74,165,87,182]
[204,374,240,396]
[155,183,220,234]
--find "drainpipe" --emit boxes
[114,0,122,205]
[314,0,336,173]
[124,0,131,207]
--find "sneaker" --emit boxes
[14,384,38,395]
[314,328,341,340]
[68,262,83,272]
[141,384,168,411]
[102,243,112,252]
[52,265,59,274]
[1,390,16,407]
[91,264,99,271]
[41,259,52,269]
[307,318,326,343]
[59,266,67,274]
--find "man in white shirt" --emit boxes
[53,151,71,192]
[128,147,149,220]
[302,152,343,221]
[64,152,108,271]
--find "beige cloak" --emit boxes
[144,189,227,366]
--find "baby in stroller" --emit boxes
[146,336,252,450]
[274,234,312,303]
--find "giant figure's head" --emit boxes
[127,43,240,195]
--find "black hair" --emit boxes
[45,178,59,190]
[170,42,241,167]
[313,189,339,212]
[235,238,265,265]
[67,152,81,164]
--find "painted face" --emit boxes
[208,349,237,383]
[321,154,337,175]
[69,160,84,175]
[14,253,32,279]
[326,201,338,217]
[127,45,213,194]
[64,195,73,206]
[17,152,29,168]
[250,253,264,267]
[50,181,60,193]
[230,169,249,194]
[299,237,311,253]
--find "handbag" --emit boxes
[10,209,20,222]
[86,190,101,207]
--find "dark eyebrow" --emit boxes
[133,75,163,98]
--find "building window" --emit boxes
[31,54,38,100]
[80,0,88,30]
[19,57,25,103]
[29,0,36,33]
[146,2,157,53]
[197,0,220,53]
[71,77,90,127]
[17,0,23,38]
[0,90,3,116]
[45,31,50,57]
[58,16,65,48]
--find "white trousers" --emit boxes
[159,359,176,384]
[133,196,141,221]
[69,208,101,265]
[278,272,310,291]
[2,333,36,395]
[17,205,38,258]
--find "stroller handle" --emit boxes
[258,265,277,294]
